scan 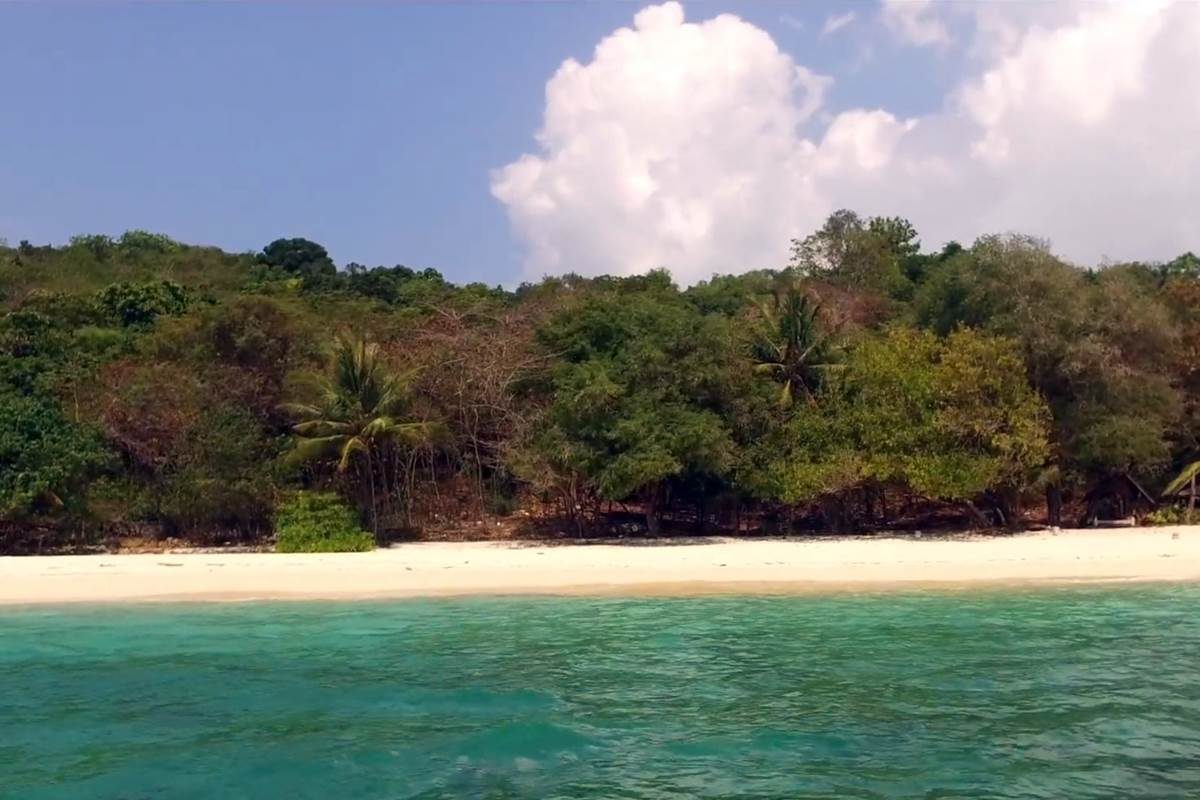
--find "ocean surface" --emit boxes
[3,587,1199,799]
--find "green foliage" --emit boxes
[274,491,374,552]
[1163,460,1200,498]
[283,335,440,531]
[760,328,1050,506]
[204,296,306,367]
[750,283,838,406]
[0,305,132,398]
[144,294,321,417]
[0,391,112,519]
[69,234,115,260]
[284,336,437,471]
[912,234,1183,484]
[96,280,192,327]
[1160,251,1200,282]
[0,218,1194,548]
[1143,505,1191,526]
[156,407,279,537]
[258,238,336,280]
[2,234,257,302]
[685,270,778,316]
[868,216,920,259]
[116,230,180,259]
[531,285,742,529]
[343,264,452,307]
[790,209,914,300]
[0,310,65,365]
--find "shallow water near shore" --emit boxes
[3,587,1200,799]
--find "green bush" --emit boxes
[156,407,279,538]
[95,280,192,328]
[0,391,112,519]
[274,492,374,553]
[1144,505,1193,526]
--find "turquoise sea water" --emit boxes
[3,587,1199,799]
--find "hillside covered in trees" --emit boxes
[2,214,1198,552]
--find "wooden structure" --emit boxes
[1081,473,1157,526]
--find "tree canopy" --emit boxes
[0,215,1196,550]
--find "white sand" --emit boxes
[1,527,1198,605]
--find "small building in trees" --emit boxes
[1162,482,1197,523]
[1161,460,1199,523]
[1081,473,1157,526]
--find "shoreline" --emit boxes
[2,526,1198,606]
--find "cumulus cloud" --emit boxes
[492,1,1200,283]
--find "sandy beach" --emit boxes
[0,526,1197,605]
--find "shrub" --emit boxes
[117,230,180,258]
[95,280,191,328]
[0,391,112,519]
[274,492,374,553]
[156,407,279,539]
[1144,506,1192,526]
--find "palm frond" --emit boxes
[777,380,793,408]
[277,401,326,420]
[293,420,356,437]
[361,416,399,439]
[284,335,442,496]
[285,435,349,465]
[337,436,370,472]
[1163,460,1200,497]
[389,420,444,446]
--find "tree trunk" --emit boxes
[1189,475,1196,524]
[1046,485,1062,527]
[645,483,661,537]
[364,451,379,539]
[820,496,842,534]
[964,501,991,529]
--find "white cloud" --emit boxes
[491,2,833,279]
[881,0,952,48]
[821,11,857,38]
[493,1,1200,283]
[779,13,804,33]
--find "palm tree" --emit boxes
[751,284,838,406]
[282,335,438,535]
[1163,459,1200,523]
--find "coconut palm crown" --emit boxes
[751,284,839,406]
[283,335,434,465]
[281,335,439,530]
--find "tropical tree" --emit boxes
[0,390,111,520]
[95,280,191,328]
[257,238,336,278]
[750,284,838,406]
[760,327,1050,529]
[912,234,1186,517]
[789,209,914,299]
[282,335,439,534]
[533,284,740,535]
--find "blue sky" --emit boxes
[0,2,955,285]
[3,2,1194,284]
